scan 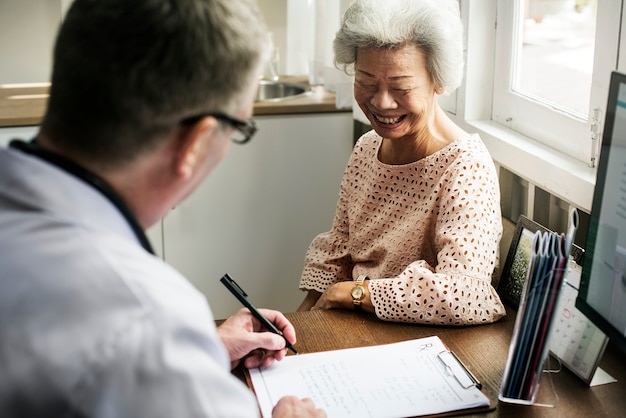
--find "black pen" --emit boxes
[220,273,298,354]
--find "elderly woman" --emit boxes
[298,0,506,325]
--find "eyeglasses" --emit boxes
[179,112,257,144]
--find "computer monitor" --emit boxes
[576,71,626,354]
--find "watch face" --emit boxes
[351,285,364,300]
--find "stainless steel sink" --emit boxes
[256,80,311,102]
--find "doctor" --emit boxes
[0,0,324,417]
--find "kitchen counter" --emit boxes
[253,76,350,116]
[0,77,349,128]
[0,83,50,127]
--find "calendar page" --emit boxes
[549,259,609,384]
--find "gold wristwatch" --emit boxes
[350,275,367,308]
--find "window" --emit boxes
[492,0,621,165]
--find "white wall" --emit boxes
[0,1,292,84]
[0,1,62,84]
[258,0,288,76]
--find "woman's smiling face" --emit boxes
[354,44,440,141]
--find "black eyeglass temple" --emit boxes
[179,112,256,144]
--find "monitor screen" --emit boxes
[576,71,626,354]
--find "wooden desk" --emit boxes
[238,309,625,417]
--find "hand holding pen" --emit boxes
[218,274,298,369]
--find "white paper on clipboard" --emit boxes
[248,335,489,418]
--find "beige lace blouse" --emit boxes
[299,131,506,325]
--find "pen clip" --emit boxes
[221,273,248,297]
[437,350,481,389]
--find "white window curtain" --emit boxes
[286,0,355,111]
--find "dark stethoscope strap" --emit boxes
[9,139,155,255]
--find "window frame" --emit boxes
[449,0,606,213]
[491,0,620,165]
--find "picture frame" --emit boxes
[497,215,550,309]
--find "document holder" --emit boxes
[499,209,579,405]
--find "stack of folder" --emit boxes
[500,208,579,404]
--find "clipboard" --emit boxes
[437,350,482,389]
[245,335,495,418]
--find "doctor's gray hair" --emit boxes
[42,0,270,167]
[333,0,464,93]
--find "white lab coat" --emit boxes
[0,145,259,417]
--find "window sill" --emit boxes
[466,119,596,213]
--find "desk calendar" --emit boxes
[549,259,609,384]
